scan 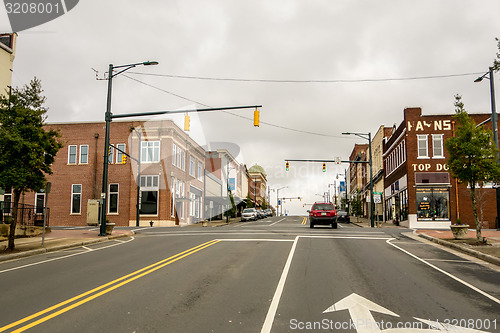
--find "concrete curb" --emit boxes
[416,232,500,267]
[0,233,133,263]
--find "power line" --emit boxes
[121,74,343,138]
[127,71,485,83]
[123,74,209,107]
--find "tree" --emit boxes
[224,191,236,218]
[261,198,268,210]
[350,189,363,218]
[444,95,500,241]
[245,194,254,208]
[494,37,500,71]
[0,78,62,250]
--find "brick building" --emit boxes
[348,143,368,216]
[248,164,267,207]
[17,119,207,227]
[384,107,497,229]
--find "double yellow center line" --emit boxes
[301,217,307,225]
[1,239,220,333]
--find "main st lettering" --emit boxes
[412,163,448,171]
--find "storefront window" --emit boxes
[399,189,408,221]
[140,175,159,215]
[416,187,450,221]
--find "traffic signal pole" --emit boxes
[100,104,261,234]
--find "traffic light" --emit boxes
[184,113,190,131]
[286,161,289,171]
[121,155,127,164]
[108,145,111,156]
[322,163,326,172]
[254,108,259,127]
[299,197,301,201]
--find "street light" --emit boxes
[226,161,236,224]
[475,67,499,229]
[342,132,374,228]
[276,186,287,216]
[100,61,158,236]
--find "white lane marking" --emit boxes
[139,229,386,236]
[260,235,391,333]
[269,218,286,226]
[142,232,391,241]
[260,236,299,333]
[0,237,135,274]
[389,242,433,245]
[421,258,477,263]
[387,238,500,305]
[303,235,392,240]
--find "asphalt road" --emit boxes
[1,216,499,332]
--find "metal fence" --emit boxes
[1,201,50,226]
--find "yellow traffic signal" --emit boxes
[108,145,111,156]
[254,108,259,127]
[121,155,127,164]
[286,161,289,171]
[322,163,326,172]
[184,113,190,131]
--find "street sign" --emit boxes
[339,181,346,192]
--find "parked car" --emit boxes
[336,210,350,223]
[256,209,266,219]
[241,208,258,221]
[308,202,337,229]
[264,209,273,217]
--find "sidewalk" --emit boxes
[185,217,242,228]
[352,217,500,266]
[0,228,134,262]
[0,217,244,262]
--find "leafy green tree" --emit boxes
[0,78,62,250]
[340,196,349,212]
[224,191,236,218]
[261,198,268,210]
[350,189,363,217]
[494,37,500,70]
[245,194,254,208]
[445,95,500,241]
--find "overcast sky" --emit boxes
[3,0,500,215]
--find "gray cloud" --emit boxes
[9,0,500,214]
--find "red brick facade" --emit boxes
[29,120,206,227]
[384,107,497,229]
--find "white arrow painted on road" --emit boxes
[323,293,491,333]
[323,293,399,333]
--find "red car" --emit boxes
[308,202,337,229]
